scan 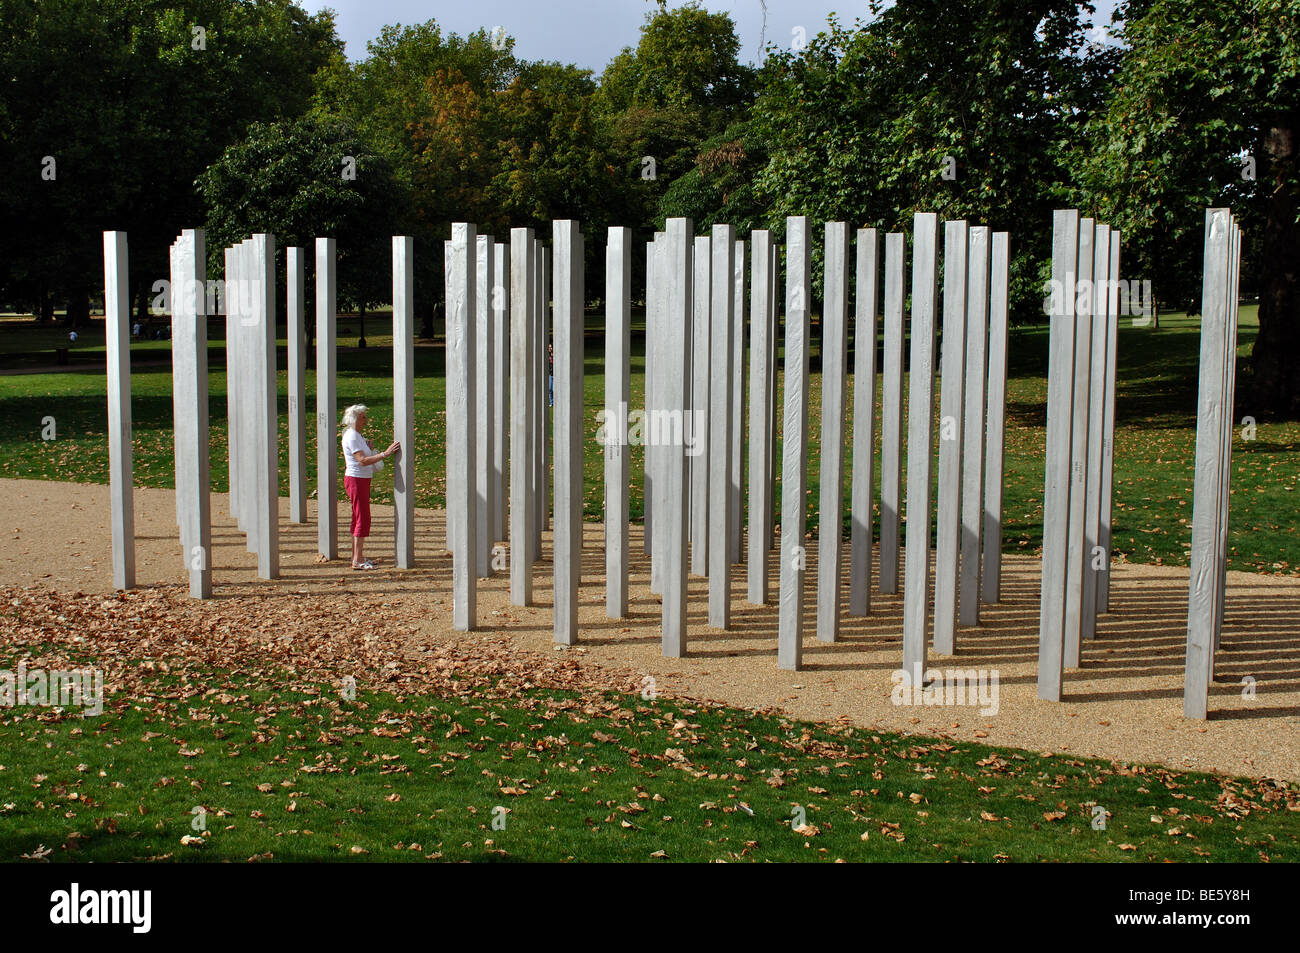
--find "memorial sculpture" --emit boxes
[103,202,1251,719]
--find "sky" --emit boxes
[299,0,1124,73]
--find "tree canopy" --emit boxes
[1078,0,1300,413]
[750,0,1110,318]
[1,0,1298,412]
[196,115,404,312]
[0,0,339,318]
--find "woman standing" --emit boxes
[341,404,399,570]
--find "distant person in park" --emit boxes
[341,404,399,570]
[548,342,554,406]
[68,330,77,343]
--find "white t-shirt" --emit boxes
[342,427,374,478]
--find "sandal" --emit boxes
[352,560,376,570]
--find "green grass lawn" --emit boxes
[2,658,1294,862]
[2,308,1296,865]
[0,305,1295,573]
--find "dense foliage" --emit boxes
[1,0,1297,410]
[0,0,339,320]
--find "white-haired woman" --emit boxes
[341,404,399,570]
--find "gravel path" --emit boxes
[2,476,1296,781]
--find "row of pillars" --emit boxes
[105,229,407,595]
[106,228,281,597]
[107,217,1017,682]
[446,225,557,632]
[921,222,1012,670]
[102,209,1257,719]
[1037,211,1123,701]
[224,235,280,580]
[598,215,1012,672]
[889,217,1013,677]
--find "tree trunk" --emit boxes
[1152,245,1162,329]
[358,302,367,349]
[1251,122,1300,418]
[66,288,89,329]
[135,283,150,323]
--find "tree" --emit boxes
[489,62,626,232]
[313,22,525,327]
[599,1,753,117]
[312,20,520,199]
[0,0,340,322]
[1079,0,1300,416]
[750,0,1108,320]
[404,59,626,293]
[317,23,626,308]
[408,67,498,232]
[597,2,756,229]
[196,116,404,318]
[659,118,769,234]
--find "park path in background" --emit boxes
[0,476,1296,782]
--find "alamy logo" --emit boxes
[1042,277,1152,319]
[890,664,1000,715]
[1,663,103,716]
[595,402,706,457]
[49,883,151,933]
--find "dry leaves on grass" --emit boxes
[0,584,646,709]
